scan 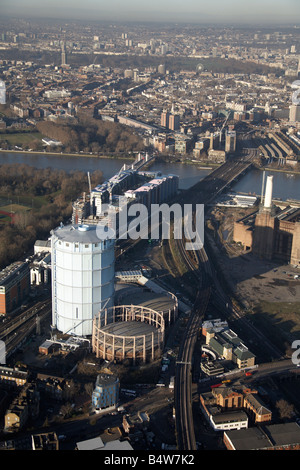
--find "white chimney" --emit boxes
[264,175,273,209]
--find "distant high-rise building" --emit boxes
[150,39,156,52]
[0,81,6,105]
[169,114,180,131]
[61,42,67,66]
[161,44,168,55]
[289,104,300,122]
[298,57,300,77]
[158,64,166,75]
[161,111,170,128]
[225,130,237,153]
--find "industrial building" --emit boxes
[224,422,300,450]
[116,284,178,325]
[201,319,255,369]
[30,252,51,286]
[76,436,133,451]
[92,304,165,364]
[233,174,300,264]
[51,223,115,337]
[34,240,51,255]
[0,261,30,315]
[92,373,119,411]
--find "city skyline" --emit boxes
[1,0,300,25]
[0,7,300,451]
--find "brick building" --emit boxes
[0,261,30,315]
[233,175,300,264]
[0,366,28,388]
[200,384,272,426]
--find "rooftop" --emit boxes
[225,422,300,450]
[0,261,29,287]
[95,373,119,387]
[51,223,115,244]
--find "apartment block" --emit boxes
[0,261,30,315]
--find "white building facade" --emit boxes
[51,224,115,336]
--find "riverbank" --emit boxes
[259,166,300,175]
[252,159,300,175]
[0,148,136,161]
[0,148,216,166]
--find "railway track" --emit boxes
[0,299,52,359]
[175,247,212,450]
[0,299,51,340]
[173,153,257,450]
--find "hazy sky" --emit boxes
[1,0,300,24]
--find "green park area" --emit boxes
[0,131,43,149]
[0,163,103,269]
[0,203,31,213]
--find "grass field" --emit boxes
[0,131,43,147]
[0,194,49,210]
[0,203,31,213]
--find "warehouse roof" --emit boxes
[225,423,300,450]
[0,261,29,286]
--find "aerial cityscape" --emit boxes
[0,0,300,457]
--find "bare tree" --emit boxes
[276,399,295,420]
[59,402,73,419]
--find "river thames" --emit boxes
[0,152,299,201]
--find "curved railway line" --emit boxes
[173,153,257,450]
[175,243,212,450]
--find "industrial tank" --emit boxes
[51,223,115,336]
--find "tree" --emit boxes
[84,382,95,397]
[276,399,295,420]
[59,402,73,419]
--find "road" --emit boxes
[198,359,300,393]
